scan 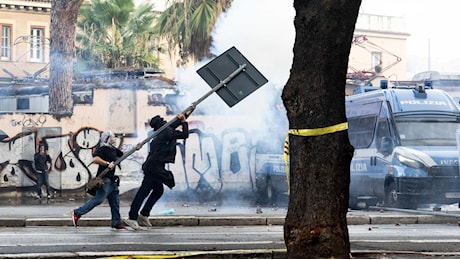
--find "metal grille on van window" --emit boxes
[428,166,460,177]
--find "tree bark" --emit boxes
[49,0,84,117]
[282,0,360,258]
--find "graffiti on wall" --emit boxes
[10,114,47,128]
[0,123,257,199]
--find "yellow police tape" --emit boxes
[283,122,348,194]
[288,122,348,137]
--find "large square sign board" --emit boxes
[197,46,268,107]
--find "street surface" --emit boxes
[2,224,460,258]
[2,194,460,258]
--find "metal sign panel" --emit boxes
[197,46,268,107]
[106,47,268,171]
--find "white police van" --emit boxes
[346,83,460,209]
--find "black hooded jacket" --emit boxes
[146,120,189,164]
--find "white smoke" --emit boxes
[174,0,294,133]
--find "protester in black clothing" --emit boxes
[72,131,133,230]
[34,143,52,199]
[124,112,191,230]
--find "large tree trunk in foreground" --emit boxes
[49,0,84,117]
[282,0,361,258]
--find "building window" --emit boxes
[1,25,11,61]
[30,28,44,62]
[72,90,94,105]
[17,98,30,110]
[371,51,382,72]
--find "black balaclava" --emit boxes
[150,115,166,130]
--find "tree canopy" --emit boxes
[155,0,233,65]
[75,0,159,72]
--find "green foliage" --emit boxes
[75,0,160,71]
[155,0,233,64]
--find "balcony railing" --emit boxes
[1,0,51,3]
[356,13,406,33]
[0,0,51,10]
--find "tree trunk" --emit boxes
[49,0,84,117]
[282,0,360,258]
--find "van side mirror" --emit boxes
[380,137,393,155]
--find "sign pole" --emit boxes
[98,64,248,176]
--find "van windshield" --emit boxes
[396,119,460,146]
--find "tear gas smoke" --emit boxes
[168,0,294,205]
[174,0,294,134]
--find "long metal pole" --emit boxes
[98,64,247,177]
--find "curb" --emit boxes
[1,214,458,227]
[0,249,288,259]
[0,216,286,227]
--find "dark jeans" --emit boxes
[128,176,164,220]
[36,170,50,197]
[75,178,121,227]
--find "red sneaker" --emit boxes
[111,224,127,230]
[72,210,80,227]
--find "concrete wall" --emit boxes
[0,82,275,200]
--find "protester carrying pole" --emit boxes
[72,131,138,230]
[124,111,192,230]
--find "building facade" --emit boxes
[0,0,51,82]
[347,13,410,94]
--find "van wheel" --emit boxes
[349,197,371,210]
[349,197,359,210]
[257,178,276,205]
[385,182,397,207]
[385,182,413,209]
[266,178,274,201]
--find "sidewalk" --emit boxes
[1,196,460,227]
[0,197,286,227]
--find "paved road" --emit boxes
[2,197,460,258]
[0,225,285,258]
[2,224,460,258]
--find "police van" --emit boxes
[346,83,460,209]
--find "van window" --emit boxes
[396,119,460,146]
[348,115,377,148]
[346,100,382,148]
[376,119,393,154]
[375,101,394,154]
[346,100,381,118]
